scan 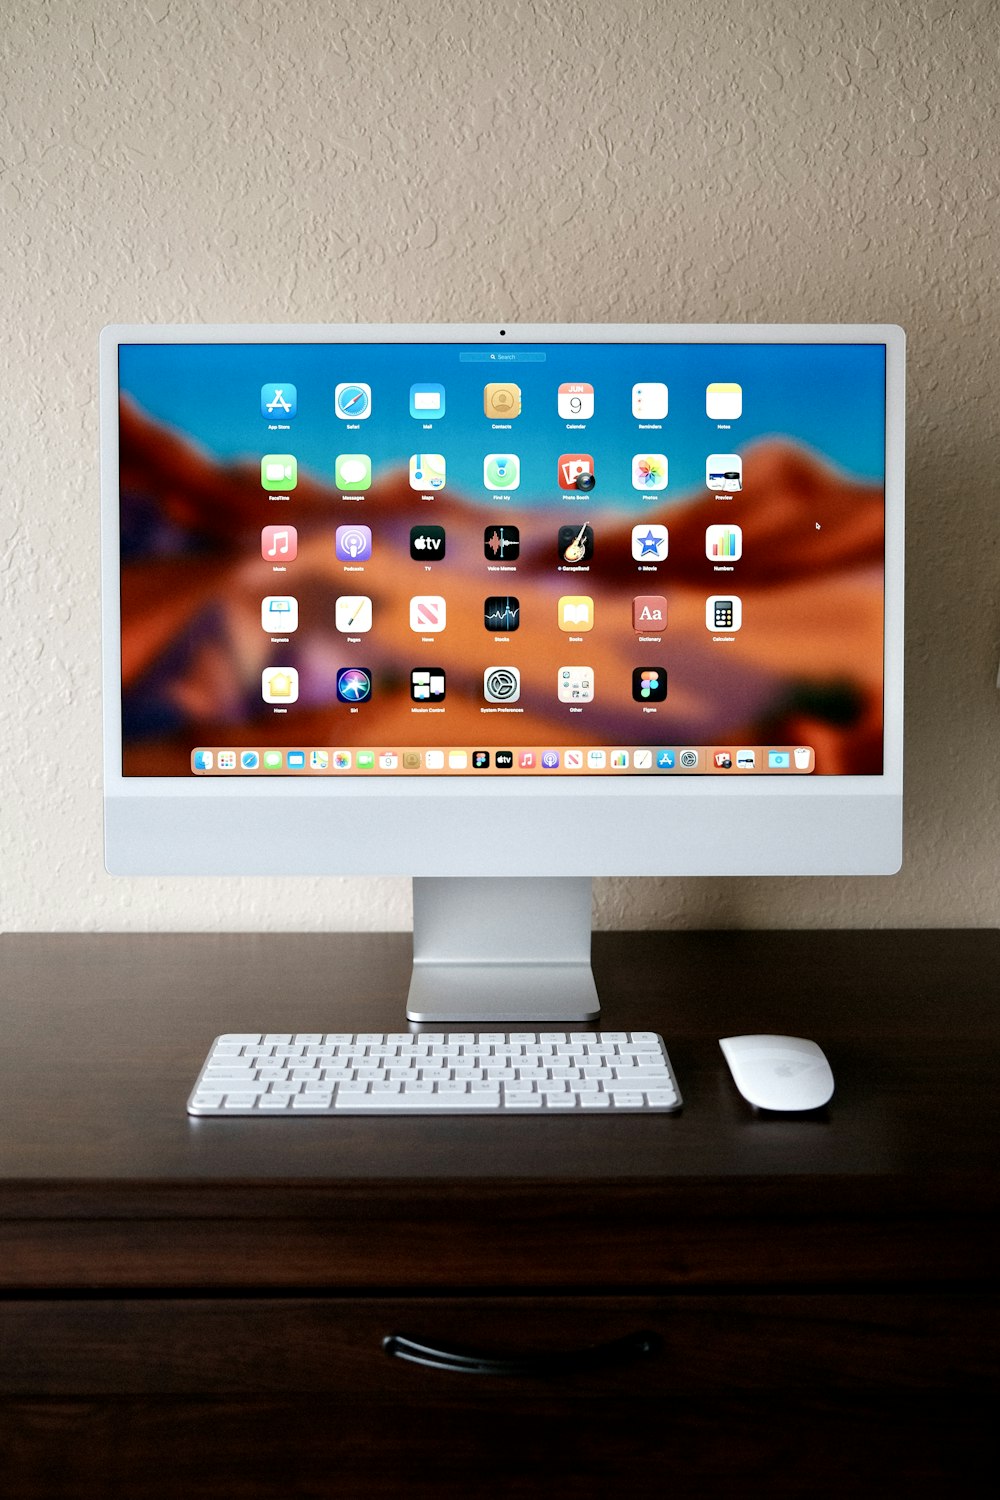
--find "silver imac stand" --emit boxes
[406,877,601,1024]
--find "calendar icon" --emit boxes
[558,383,594,420]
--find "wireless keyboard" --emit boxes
[188,1031,681,1115]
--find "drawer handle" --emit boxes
[383,1330,658,1377]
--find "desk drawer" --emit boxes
[1,1296,996,1498]
[1,1293,996,1397]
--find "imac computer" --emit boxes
[100,324,903,1025]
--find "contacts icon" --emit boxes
[484,383,521,420]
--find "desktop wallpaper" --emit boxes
[116,340,886,776]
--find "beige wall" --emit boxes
[1,0,997,933]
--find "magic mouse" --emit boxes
[719,1035,834,1112]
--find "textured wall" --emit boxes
[1,0,997,933]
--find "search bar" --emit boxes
[459,351,547,363]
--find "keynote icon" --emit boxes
[261,595,299,633]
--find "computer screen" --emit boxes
[101,324,904,1021]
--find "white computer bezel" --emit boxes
[101,323,903,876]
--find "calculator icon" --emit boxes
[706,595,742,632]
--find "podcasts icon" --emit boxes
[335,525,372,561]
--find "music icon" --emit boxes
[261,525,297,561]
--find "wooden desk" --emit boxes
[0,930,997,1497]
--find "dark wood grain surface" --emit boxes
[0,931,997,1496]
[0,929,997,1289]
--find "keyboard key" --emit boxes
[336,1091,501,1110]
[191,1092,224,1109]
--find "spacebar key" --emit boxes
[335,1091,500,1110]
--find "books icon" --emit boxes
[558,596,594,632]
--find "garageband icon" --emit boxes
[484,666,521,703]
[484,596,520,631]
[261,525,297,561]
[558,523,593,563]
[336,524,372,561]
[484,525,520,561]
[336,667,372,703]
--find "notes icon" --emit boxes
[261,525,297,561]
